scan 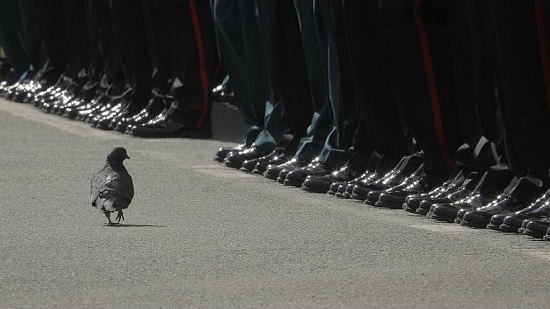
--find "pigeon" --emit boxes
[90,147,134,225]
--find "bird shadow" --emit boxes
[104,223,167,228]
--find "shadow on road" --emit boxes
[104,224,167,228]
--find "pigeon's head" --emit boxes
[107,147,130,163]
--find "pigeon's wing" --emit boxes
[90,166,123,211]
[113,171,134,210]
[99,170,124,212]
[90,167,108,207]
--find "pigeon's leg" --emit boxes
[104,211,114,225]
[115,210,124,223]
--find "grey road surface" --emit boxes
[0,99,549,309]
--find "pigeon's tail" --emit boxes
[99,189,118,212]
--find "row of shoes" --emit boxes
[215,143,550,241]
[0,69,212,138]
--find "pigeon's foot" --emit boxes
[116,210,125,223]
[104,211,114,225]
[104,222,120,226]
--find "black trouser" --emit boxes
[379,0,462,181]
[487,0,550,186]
[145,0,216,129]
[336,0,410,163]
[275,0,314,155]
[37,0,66,79]
[92,0,124,90]
[109,0,152,112]
[447,0,499,147]
[0,0,42,75]
[62,0,92,81]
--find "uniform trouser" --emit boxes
[447,0,499,147]
[293,0,351,166]
[275,0,315,156]
[145,0,216,129]
[92,0,124,89]
[212,0,286,150]
[336,0,410,163]
[379,0,463,182]
[62,0,93,81]
[487,0,550,186]
[37,0,66,79]
[0,0,42,75]
[109,0,152,113]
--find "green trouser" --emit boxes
[294,0,351,166]
[212,0,287,152]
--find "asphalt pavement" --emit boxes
[1,98,550,309]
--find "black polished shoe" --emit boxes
[426,185,475,222]
[240,148,284,173]
[251,152,290,175]
[114,92,167,133]
[523,219,550,239]
[543,226,550,241]
[373,169,435,209]
[332,172,373,197]
[212,76,235,104]
[422,172,480,217]
[350,153,423,201]
[497,190,550,232]
[461,176,544,228]
[451,164,516,224]
[339,152,396,198]
[302,165,365,193]
[264,156,310,182]
[284,160,333,187]
[402,170,466,213]
[431,190,493,225]
[215,143,248,162]
[224,146,266,169]
[364,167,423,207]
[365,164,425,206]
[518,219,530,234]
[130,117,212,139]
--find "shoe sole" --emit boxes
[430,214,456,223]
[523,228,546,239]
[302,185,330,194]
[264,171,279,180]
[460,220,488,229]
[349,193,367,201]
[416,208,428,216]
[284,178,304,187]
[224,161,243,169]
[402,204,418,213]
[374,200,402,209]
[498,223,520,233]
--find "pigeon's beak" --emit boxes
[126,155,130,159]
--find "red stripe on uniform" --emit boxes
[188,0,210,129]
[412,0,455,168]
[534,0,550,115]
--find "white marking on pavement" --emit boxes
[409,224,479,233]
[520,249,550,262]
[194,166,255,178]
[0,99,124,140]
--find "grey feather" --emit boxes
[90,147,134,213]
